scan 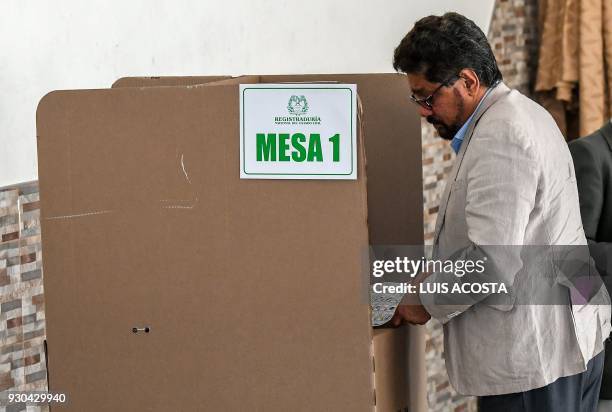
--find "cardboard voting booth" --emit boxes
[37,74,424,411]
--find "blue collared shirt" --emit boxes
[450,86,496,154]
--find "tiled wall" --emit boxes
[422,0,540,411]
[0,182,48,412]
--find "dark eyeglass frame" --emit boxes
[410,75,460,110]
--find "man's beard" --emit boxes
[426,117,460,140]
[426,97,465,140]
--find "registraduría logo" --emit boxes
[275,95,321,125]
[287,95,309,115]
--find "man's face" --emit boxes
[406,73,468,140]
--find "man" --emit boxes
[390,13,611,411]
[569,122,612,400]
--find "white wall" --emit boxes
[0,0,494,187]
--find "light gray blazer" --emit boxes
[419,82,611,396]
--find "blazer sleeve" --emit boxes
[420,119,539,323]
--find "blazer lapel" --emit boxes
[433,82,512,246]
[601,121,612,151]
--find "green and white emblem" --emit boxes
[287,95,309,116]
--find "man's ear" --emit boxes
[459,69,480,96]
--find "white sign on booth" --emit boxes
[239,84,357,179]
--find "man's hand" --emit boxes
[390,301,431,326]
[390,271,432,326]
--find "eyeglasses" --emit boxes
[410,75,460,110]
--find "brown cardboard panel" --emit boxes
[114,74,424,245]
[104,73,426,411]
[37,84,373,411]
[112,75,231,88]
[373,327,410,411]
